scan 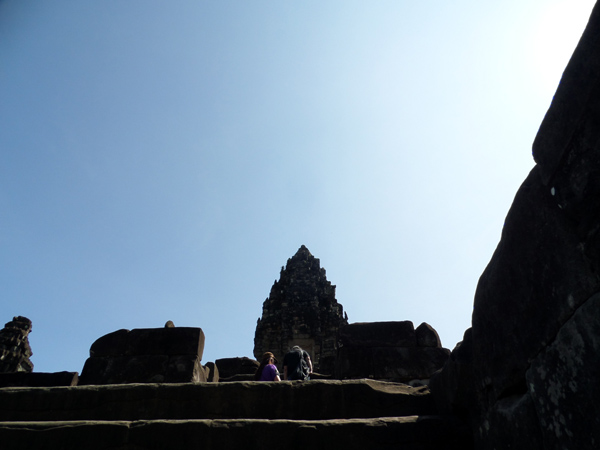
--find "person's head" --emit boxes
[261,352,277,365]
[291,345,301,352]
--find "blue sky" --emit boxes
[1,0,596,373]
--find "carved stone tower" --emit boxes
[253,245,348,375]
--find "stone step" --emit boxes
[0,379,435,422]
[0,416,472,450]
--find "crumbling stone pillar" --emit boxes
[0,316,34,373]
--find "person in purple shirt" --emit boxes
[254,352,281,381]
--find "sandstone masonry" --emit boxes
[253,245,348,374]
[0,316,33,373]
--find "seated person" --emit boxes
[254,352,281,381]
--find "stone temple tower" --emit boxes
[253,245,348,375]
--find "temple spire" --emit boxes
[254,245,348,374]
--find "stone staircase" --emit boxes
[0,379,472,449]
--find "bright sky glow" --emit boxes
[0,0,596,373]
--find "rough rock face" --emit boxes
[205,361,219,382]
[0,316,34,373]
[215,357,259,381]
[431,4,600,449]
[254,245,348,374]
[335,321,450,382]
[79,327,208,384]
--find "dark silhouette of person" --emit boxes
[283,346,312,380]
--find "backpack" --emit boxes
[287,349,309,380]
[299,351,310,380]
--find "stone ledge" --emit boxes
[0,379,435,422]
[0,416,472,450]
[0,372,78,388]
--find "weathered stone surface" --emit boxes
[532,3,600,186]
[79,327,206,385]
[472,165,596,403]
[0,316,33,373]
[215,357,258,379]
[205,362,219,382]
[416,322,442,348]
[254,245,348,375]
[0,416,472,450]
[480,391,545,450]
[336,321,449,382]
[89,328,128,357]
[167,355,205,383]
[337,346,450,382]
[0,372,78,388]
[525,292,600,448]
[90,327,205,359]
[339,321,417,348]
[431,4,600,449]
[429,328,474,419]
[0,380,436,422]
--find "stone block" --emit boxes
[339,321,417,348]
[429,328,475,419]
[165,355,202,383]
[215,357,259,379]
[415,322,442,348]
[0,372,78,388]
[89,329,129,357]
[79,327,205,385]
[126,328,205,359]
[336,346,449,382]
[80,355,169,384]
[90,328,205,359]
[117,355,168,384]
[205,362,219,382]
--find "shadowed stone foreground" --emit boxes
[0,416,468,450]
[0,380,433,422]
[0,380,471,449]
